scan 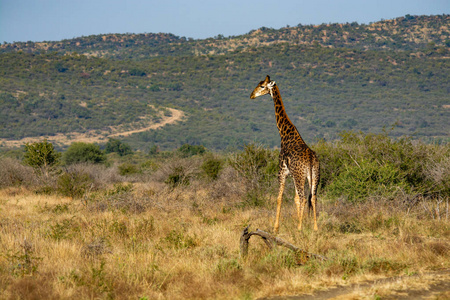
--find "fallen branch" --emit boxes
[240,225,328,265]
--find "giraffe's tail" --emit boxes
[307,157,314,217]
[307,193,313,216]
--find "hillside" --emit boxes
[1,15,449,151]
[2,15,449,58]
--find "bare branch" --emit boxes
[240,226,328,264]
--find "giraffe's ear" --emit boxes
[268,80,276,88]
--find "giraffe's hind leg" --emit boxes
[310,162,320,231]
[293,173,307,231]
[311,194,318,231]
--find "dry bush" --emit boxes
[88,191,152,214]
[84,181,178,215]
[229,143,278,207]
[423,149,450,195]
[63,163,124,189]
[82,238,112,258]
[207,165,245,201]
[0,158,36,188]
[55,163,125,199]
[152,156,202,188]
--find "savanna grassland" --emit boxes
[0,14,449,299]
[0,133,448,299]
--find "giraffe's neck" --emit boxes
[270,85,305,145]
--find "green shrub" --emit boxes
[105,183,133,196]
[201,156,223,180]
[140,160,158,172]
[165,166,190,188]
[129,68,146,77]
[148,145,159,156]
[63,142,106,165]
[315,131,446,202]
[337,131,428,189]
[105,138,133,156]
[216,258,242,274]
[340,255,360,279]
[326,159,409,202]
[118,163,140,176]
[163,230,198,249]
[177,144,206,158]
[57,171,93,198]
[314,139,347,189]
[46,219,77,241]
[6,240,42,277]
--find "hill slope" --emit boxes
[2,15,449,57]
[1,15,449,151]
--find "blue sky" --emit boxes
[1,0,449,43]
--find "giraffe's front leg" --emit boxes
[274,174,286,234]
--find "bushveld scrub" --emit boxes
[0,133,448,299]
[315,131,449,201]
[229,143,279,207]
[0,158,36,188]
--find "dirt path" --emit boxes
[108,107,184,138]
[0,107,184,148]
[260,269,450,300]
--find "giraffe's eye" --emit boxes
[260,85,265,88]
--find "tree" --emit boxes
[24,139,61,170]
[177,144,206,158]
[105,138,133,156]
[63,142,106,165]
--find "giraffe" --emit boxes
[250,75,320,233]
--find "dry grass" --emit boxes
[0,176,448,299]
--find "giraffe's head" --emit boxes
[250,75,276,99]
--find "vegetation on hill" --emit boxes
[0,15,449,151]
[1,15,449,57]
